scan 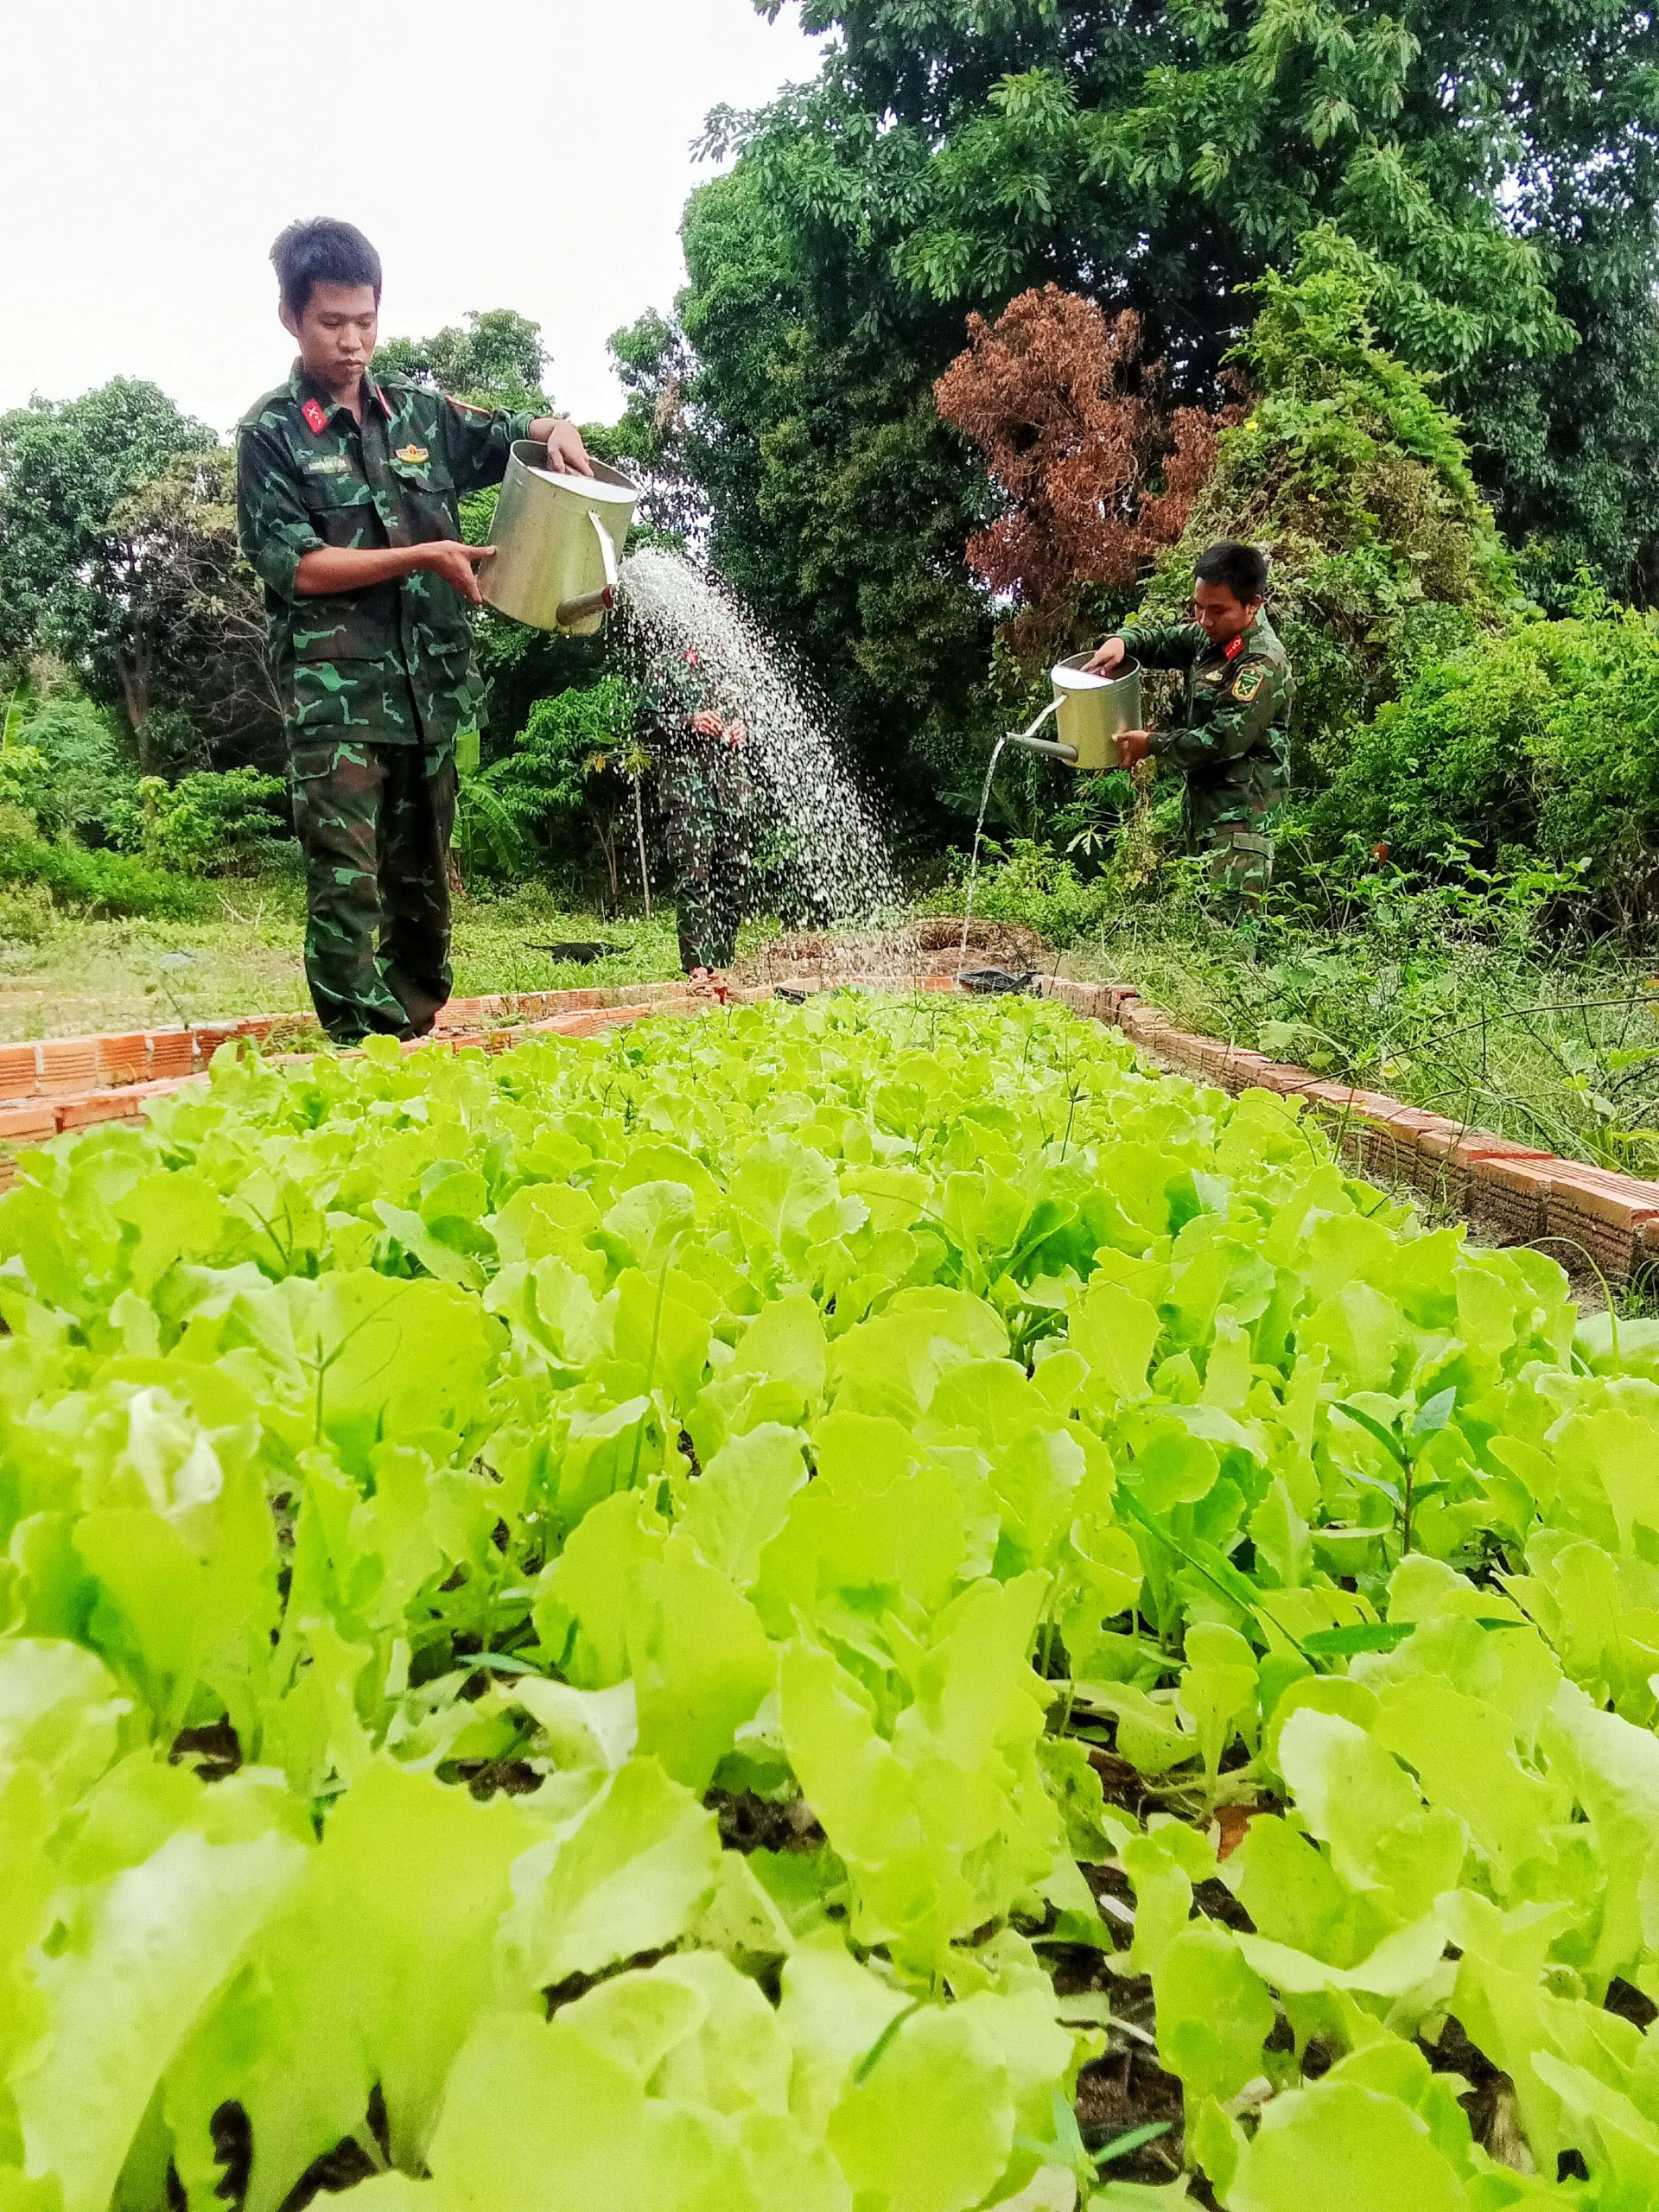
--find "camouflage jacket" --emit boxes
[236,363,532,748]
[1112,613,1294,786]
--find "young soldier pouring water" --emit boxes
[237,218,592,1045]
[1085,540,1293,901]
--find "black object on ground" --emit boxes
[774,985,809,1004]
[526,941,623,963]
[957,967,1037,995]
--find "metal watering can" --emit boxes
[1005,652,1143,771]
[480,442,639,634]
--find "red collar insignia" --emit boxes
[301,397,327,434]
[1224,633,1245,660]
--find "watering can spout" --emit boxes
[1003,699,1077,764]
[555,512,620,629]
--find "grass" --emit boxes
[0,872,731,1043]
[931,843,1659,1179]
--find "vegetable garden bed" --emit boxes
[2,988,1657,2212]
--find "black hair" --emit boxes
[1193,540,1268,604]
[270,219,383,316]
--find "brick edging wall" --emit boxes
[1040,975,1659,1287]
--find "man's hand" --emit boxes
[1116,728,1152,769]
[530,417,595,477]
[1084,635,1128,677]
[724,719,747,747]
[690,709,724,737]
[417,541,496,606]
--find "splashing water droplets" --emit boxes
[617,546,899,922]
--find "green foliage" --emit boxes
[5,693,141,846]
[0,381,219,757]
[137,767,290,875]
[478,677,647,902]
[1311,595,1659,929]
[3,991,1659,2208]
[374,309,553,413]
[0,828,213,920]
[668,164,993,788]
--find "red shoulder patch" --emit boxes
[301,398,327,434]
[1224,633,1244,661]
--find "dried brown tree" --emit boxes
[937,288,1242,663]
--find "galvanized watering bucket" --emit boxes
[480,442,639,634]
[1005,652,1143,772]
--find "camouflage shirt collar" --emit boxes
[287,359,396,424]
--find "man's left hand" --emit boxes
[1116,728,1152,768]
[530,417,594,477]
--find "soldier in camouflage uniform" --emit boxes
[236,218,592,1044]
[639,648,753,972]
[1086,541,1294,902]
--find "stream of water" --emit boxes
[617,547,899,924]
[957,732,1009,970]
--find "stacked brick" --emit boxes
[1092,983,1659,1287]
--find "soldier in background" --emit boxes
[1085,540,1293,903]
[639,647,753,974]
[237,217,592,1045]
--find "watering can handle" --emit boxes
[1005,699,1078,765]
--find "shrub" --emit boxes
[9,694,142,847]
[138,766,291,874]
[1308,597,1659,934]
[0,830,213,920]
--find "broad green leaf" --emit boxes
[15,1818,307,2212]
[497,1756,721,1992]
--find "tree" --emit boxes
[1150,232,1516,762]
[702,0,1659,596]
[106,448,283,768]
[374,309,553,412]
[936,287,1241,663]
[0,380,218,761]
[670,162,995,796]
[602,309,707,545]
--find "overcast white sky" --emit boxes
[0,0,820,438]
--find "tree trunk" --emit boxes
[632,775,653,918]
[117,633,156,774]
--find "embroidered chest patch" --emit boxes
[1233,667,1267,702]
[304,454,352,477]
[395,444,429,466]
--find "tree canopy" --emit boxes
[663,0,1659,757]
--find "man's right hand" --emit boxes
[419,541,496,605]
[1083,635,1127,677]
[690,709,725,737]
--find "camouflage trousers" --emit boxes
[665,811,750,970]
[289,737,457,1046]
[1185,755,1288,905]
[661,750,752,973]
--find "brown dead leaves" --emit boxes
[937,286,1242,660]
